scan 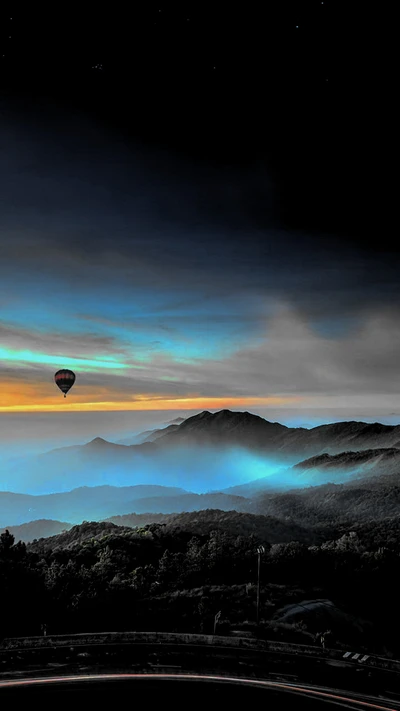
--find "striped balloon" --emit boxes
[54,369,76,398]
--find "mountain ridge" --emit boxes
[116,416,186,446]
[0,484,191,527]
[31,410,400,459]
[4,410,400,501]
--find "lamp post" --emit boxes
[256,545,265,626]
[214,610,221,635]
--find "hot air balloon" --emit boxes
[54,369,76,398]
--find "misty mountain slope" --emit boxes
[115,425,179,447]
[223,477,290,497]
[143,423,181,442]
[143,417,187,443]
[4,417,269,493]
[122,492,251,514]
[5,410,400,496]
[155,411,400,458]
[0,484,190,527]
[295,422,400,456]
[253,478,400,525]
[1,437,183,494]
[293,447,400,477]
[116,428,156,446]
[1,438,139,493]
[223,447,400,496]
[116,417,186,445]
[3,519,73,543]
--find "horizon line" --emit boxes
[0,396,301,413]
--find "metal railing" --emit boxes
[1,631,399,673]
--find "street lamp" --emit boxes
[214,610,222,635]
[256,545,265,626]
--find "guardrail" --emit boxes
[1,632,399,674]
[0,631,319,652]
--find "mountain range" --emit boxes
[2,409,400,532]
[6,468,400,544]
[4,409,400,496]
[0,484,190,526]
[46,410,400,460]
[150,410,400,455]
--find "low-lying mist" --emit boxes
[1,444,291,495]
[0,440,385,497]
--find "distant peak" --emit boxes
[184,411,212,421]
[167,416,186,424]
[86,437,108,446]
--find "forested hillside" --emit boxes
[1,512,399,656]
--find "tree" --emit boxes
[0,530,15,554]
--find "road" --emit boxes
[0,673,398,709]
[1,633,399,708]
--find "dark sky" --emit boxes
[0,2,374,237]
[0,3,397,425]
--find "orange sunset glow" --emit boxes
[0,388,301,413]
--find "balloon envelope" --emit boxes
[54,369,76,397]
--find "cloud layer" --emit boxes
[1,100,399,414]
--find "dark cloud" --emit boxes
[0,321,125,357]
[0,99,397,411]
[94,305,400,400]
[0,100,397,324]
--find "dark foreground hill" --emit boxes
[1,510,399,655]
[106,509,316,544]
[22,510,316,550]
[3,516,170,543]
